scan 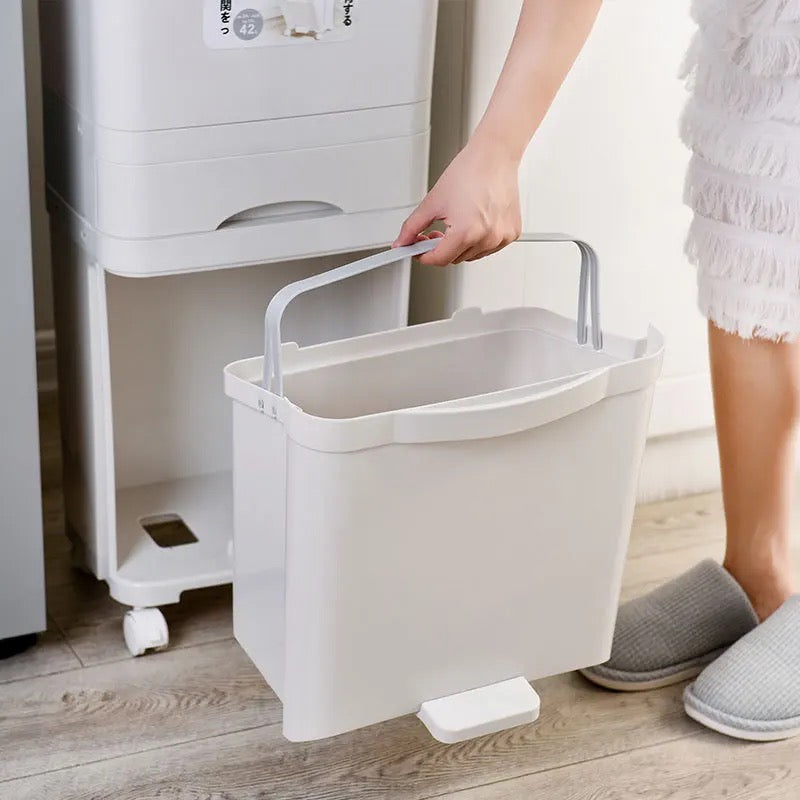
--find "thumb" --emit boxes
[393,198,437,247]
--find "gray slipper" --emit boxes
[684,595,800,741]
[581,560,759,691]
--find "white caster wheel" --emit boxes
[123,608,169,657]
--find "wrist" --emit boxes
[464,127,525,171]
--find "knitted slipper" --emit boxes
[684,595,800,741]
[581,559,759,691]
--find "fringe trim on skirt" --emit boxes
[683,0,800,340]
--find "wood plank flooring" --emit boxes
[1,389,798,799]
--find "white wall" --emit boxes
[414,0,720,497]
[508,0,710,435]
[414,0,720,498]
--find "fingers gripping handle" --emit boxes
[262,235,603,396]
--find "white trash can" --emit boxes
[224,235,664,743]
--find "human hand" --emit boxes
[393,143,523,267]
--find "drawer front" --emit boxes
[95,131,430,239]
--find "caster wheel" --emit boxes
[123,608,169,657]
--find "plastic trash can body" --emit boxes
[225,238,664,740]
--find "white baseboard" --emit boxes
[639,372,719,503]
[638,428,720,504]
[649,372,714,439]
[36,328,56,393]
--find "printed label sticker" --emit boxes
[204,1,356,49]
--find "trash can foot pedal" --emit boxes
[417,677,540,744]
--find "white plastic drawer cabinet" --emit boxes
[39,0,437,272]
[225,236,664,743]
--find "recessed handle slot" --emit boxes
[217,201,344,230]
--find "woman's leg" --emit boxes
[710,322,800,621]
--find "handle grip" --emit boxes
[263,234,602,396]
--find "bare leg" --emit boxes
[710,322,799,621]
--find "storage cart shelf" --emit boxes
[112,472,233,608]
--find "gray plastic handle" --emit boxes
[263,234,603,395]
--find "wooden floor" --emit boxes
[2,391,800,799]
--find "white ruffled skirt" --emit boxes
[683,0,800,340]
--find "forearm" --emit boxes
[394,0,601,259]
[470,0,602,163]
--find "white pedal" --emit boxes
[418,677,540,744]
